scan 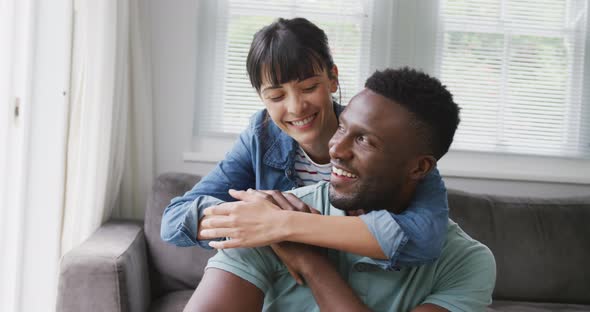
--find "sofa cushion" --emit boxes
[448,190,590,304]
[488,300,590,311]
[144,173,216,298]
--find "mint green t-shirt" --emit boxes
[205,182,496,312]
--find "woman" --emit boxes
[161,17,448,270]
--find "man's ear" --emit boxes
[329,65,339,93]
[409,155,437,180]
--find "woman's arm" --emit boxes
[283,212,386,259]
[160,125,256,248]
[386,168,449,266]
[200,189,386,259]
[202,167,449,266]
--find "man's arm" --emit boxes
[272,242,371,312]
[183,268,263,312]
[274,242,451,312]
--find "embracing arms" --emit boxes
[160,123,387,259]
[200,189,385,258]
[199,168,449,268]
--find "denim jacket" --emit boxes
[161,103,449,270]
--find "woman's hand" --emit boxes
[200,189,321,284]
[199,194,283,248]
[200,189,321,249]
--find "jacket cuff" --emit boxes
[184,196,225,249]
[359,210,408,270]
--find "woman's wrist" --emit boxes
[278,210,300,242]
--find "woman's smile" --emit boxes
[286,112,318,130]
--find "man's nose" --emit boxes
[329,134,353,160]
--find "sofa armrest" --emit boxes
[56,220,150,312]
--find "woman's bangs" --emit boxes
[261,43,326,87]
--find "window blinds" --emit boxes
[437,0,590,158]
[198,0,373,134]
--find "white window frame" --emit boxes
[186,0,590,185]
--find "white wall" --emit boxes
[149,0,590,198]
[150,0,213,176]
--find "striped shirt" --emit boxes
[294,147,332,186]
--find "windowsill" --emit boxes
[184,151,227,164]
[437,150,590,185]
[184,148,590,185]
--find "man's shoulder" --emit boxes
[444,220,494,260]
[286,182,332,214]
[287,181,329,198]
[436,220,496,283]
[418,220,496,311]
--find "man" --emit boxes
[184,68,496,312]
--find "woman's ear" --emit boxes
[329,65,339,93]
[409,155,437,180]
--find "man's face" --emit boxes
[328,89,420,212]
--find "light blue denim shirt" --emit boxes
[161,103,449,270]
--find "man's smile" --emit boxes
[331,165,357,178]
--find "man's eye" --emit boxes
[356,136,368,144]
[269,95,284,102]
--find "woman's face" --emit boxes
[259,67,339,149]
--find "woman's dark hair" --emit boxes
[246,17,336,93]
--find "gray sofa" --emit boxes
[56,172,590,311]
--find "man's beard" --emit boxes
[328,179,401,214]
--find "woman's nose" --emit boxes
[286,93,305,116]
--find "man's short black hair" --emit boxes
[365,67,460,160]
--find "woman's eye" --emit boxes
[269,95,284,102]
[337,125,345,132]
[303,84,318,92]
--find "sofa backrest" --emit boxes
[448,189,590,304]
[144,173,215,299]
[145,173,590,304]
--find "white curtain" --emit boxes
[60,0,154,255]
[116,0,155,221]
[0,0,153,309]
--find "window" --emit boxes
[436,0,590,158]
[188,0,590,182]
[193,0,373,135]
